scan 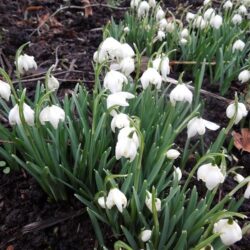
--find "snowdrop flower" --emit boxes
[97,196,106,208]
[157,30,166,41]
[169,83,193,105]
[223,1,233,9]
[106,188,128,213]
[165,21,175,33]
[204,8,216,21]
[140,68,162,89]
[116,127,139,162]
[203,0,211,5]
[47,75,60,91]
[104,70,128,93]
[197,163,225,190]
[238,70,250,83]
[242,0,250,7]
[159,18,168,30]
[156,7,165,21]
[234,173,245,183]
[138,1,150,18]
[148,0,156,7]
[213,219,242,246]
[111,113,130,132]
[17,54,37,75]
[180,38,188,45]
[244,182,250,199]
[232,39,245,52]
[130,0,140,8]
[186,12,195,22]
[226,102,248,124]
[187,117,220,138]
[0,80,11,101]
[140,230,152,242]
[39,105,65,129]
[152,56,170,81]
[119,57,135,76]
[107,92,135,115]
[9,103,34,126]
[174,167,182,181]
[124,27,130,33]
[193,16,207,29]
[180,28,189,38]
[166,149,180,160]
[120,43,135,59]
[238,5,247,15]
[210,15,223,29]
[145,191,161,212]
[232,14,242,24]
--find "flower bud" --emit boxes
[145,191,161,212]
[140,230,152,242]
[17,54,37,75]
[223,1,233,9]
[47,75,60,91]
[232,14,242,25]
[166,149,180,160]
[226,102,248,124]
[232,39,245,52]
[0,80,11,101]
[238,70,250,83]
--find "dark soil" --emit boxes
[0,0,249,250]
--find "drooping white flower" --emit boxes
[106,188,128,213]
[137,1,150,18]
[0,80,11,101]
[204,8,216,21]
[232,39,245,52]
[238,70,250,83]
[180,28,189,38]
[148,0,156,7]
[180,38,188,45]
[226,102,248,124]
[157,30,166,41]
[120,43,135,58]
[140,68,162,89]
[232,14,242,24]
[124,26,130,33]
[9,103,35,126]
[111,113,130,132]
[159,18,168,30]
[242,0,250,7]
[210,15,223,29]
[234,173,245,183]
[203,0,211,5]
[193,16,207,29]
[116,126,139,162]
[187,117,220,138]
[47,75,60,91]
[238,5,247,15]
[17,54,37,75]
[244,182,250,199]
[186,12,196,22]
[174,167,182,181]
[119,57,135,76]
[169,83,193,105]
[140,230,152,242]
[197,163,225,190]
[223,1,233,9]
[145,191,161,212]
[213,219,242,246]
[152,56,170,81]
[166,149,180,160]
[39,105,65,129]
[165,21,175,33]
[156,7,165,21]
[130,0,140,8]
[104,70,128,93]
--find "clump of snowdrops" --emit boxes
[106,0,250,95]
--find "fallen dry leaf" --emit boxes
[6,245,14,250]
[232,128,250,153]
[81,0,93,18]
[38,13,64,34]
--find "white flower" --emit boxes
[213,219,242,246]
[0,80,11,101]
[193,16,207,29]
[47,75,60,91]
[232,14,242,24]
[111,113,130,132]
[180,38,188,45]
[124,27,130,33]
[140,68,162,89]
[116,126,139,162]
[197,163,225,190]
[140,230,152,242]
[9,103,34,126]
[223,1,233,9]
[17,54,37,75]
[174,167,182,181]
[169,83,193,105]
[159,18,168,30]
[39,105,65,129]
[148,0,156,7]
[238,70,250,83]
[165,21,175,33]
[157,30,166,41]
[145,191,161,212]
[119,57,135,76]
[226,102,248,124]
[238,5,247,15]
[120,43,135,58]
[156,7,165,21]
[187,117,220,138]
[242,0,250,7]
[244,182,250,199]
[138,1,150,18]
[210,15,223,29]
[204,8,216,21]
[106,188,128,213]
[232,39,245,52]
[152,56,170,81]
[107,92,135,115]
[203,0,211,5]
[130,0,140,8]
[104,70,128,93]
[180,28,189,38]
[97,196,106,208]
[186,12,195,22]
[166,149,180,160]
[234,174,245,183]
